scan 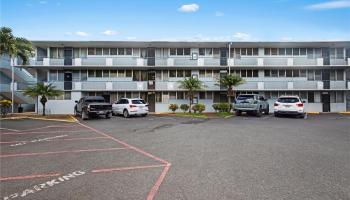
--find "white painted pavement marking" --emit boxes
[9,135,68,147]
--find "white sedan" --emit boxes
[112,98,149,118]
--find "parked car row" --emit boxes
[234,94,306,118]
[74,96,149,120]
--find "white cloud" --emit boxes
[39,1,47,4]
[178,3,199,12]
[215,11,224,17]
[102,30,118,36]
[233,32,250,40]
[305,0,350,10]
[75,31,89,37]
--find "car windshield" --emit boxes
[85,99,105,103]
[277,98,299,103]
[237,95,255,100]
[132,100,145,104]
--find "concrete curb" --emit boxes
[0,116,77,123]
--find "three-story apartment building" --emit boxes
[14,41,350,114]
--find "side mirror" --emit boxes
[302,100,306,103]
[75,100,78,103]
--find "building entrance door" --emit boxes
[148,71,156,90]
[64,71,72,90]
[147,48,155,66]
[321,92,330,112]
[147,92,155,112]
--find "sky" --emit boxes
[1,0,350,41]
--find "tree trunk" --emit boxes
[227,87,232,112]
[42,104,46,116]
[40,96,47,116]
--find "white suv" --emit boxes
[112,98,149,118]
[274,96,306,118]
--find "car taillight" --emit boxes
[145,104,148,107]
[130,105,137,108]
[274,103,279,106]
[296,103,303,107]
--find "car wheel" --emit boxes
[142,114,148,117]
[82,111,89,120]
[123,109,129,118]
[256,109,262,117]
[106,112,112,119]
[235,110,242,116]
[74,108,78,117]
[264,106,269,115]
[274,113,279,117]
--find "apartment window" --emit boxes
[170,48,176,56]
[206,48,213,56]
[253,70,258,77]
[336,48,344,59]
[279,70,286,77]
[133,71,140,81]
[264,48,270,56]
[293,48,299,56]
[102,48,109,55]
[300,48,306,55]
[156,70,162,80]
[271,70,278,77]
[177,48,183,56]
[58,70,64,81]
[336,70,344,80]
[73,48,80,58]
[253,48,258,56]
[169,70,176,78]
[330,70,336,80]
[49,70,57,81]
[300,92,307,100]
[247,48,252,56]
[315,48,322,58]
[315,70,322,80]
[199,92,206,99]
[96,70,102,78]
[286,70,293,77]
[336,92,344,103]
[199,48,205,56]
[199,70,205,78]
[102,70,109,78]
[88,48,95,55]
[141,71,147,81]
[125,92,131,98]
[307,48,314,59]
[80,48,87,58]
[163,70,169,80]
[169,92,176,99]
[293,70,299,77]
[246,70,252,78]
[286,48,292,56]
[206,92,213,99]
[110,70,118,77]
[126,48,132,55]
[300,70,306,77]
[50,48,58,58]
[308,92,314,103]
[206,70,212,78]
[58,48,64,59]
[185,70,191,77]
[213,70,220,79]
[95,48,102,55]
[264,70,270,77]
[213,48,220,57]
[118,48,125,55]
[271,48,277,55]
[330,92,336,103]
[64,92,71,100]
[177,92,184,99]
[72,70,80,81]
[126,70,132,77]
[234,48,240,57]
[110,48,118,55]
[241,48,247,56]
[307,70,314,80]
[177,70,184,78]
[118,70,125,77]
[81,70,87,81]
[156,92,162,102]
[184,48,191,56]
[241,70,247,77]
[278,48,285,55]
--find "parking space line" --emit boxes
[147,164,171,200]
[91,164,166,173]
[0,147,128,158]
[0,173,60,182]
[0,136,109,144]
[0,128,20,132]
[1,130,92,135]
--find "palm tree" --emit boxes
[24,83,63,116]
[217,74,244,108]
[1,27,34,113]
[178,77,206,113]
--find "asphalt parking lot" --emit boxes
[1,114,349,200]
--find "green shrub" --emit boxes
[192,103,206,114]
[212,103,219,112]
[180,104,189,113]
[168,104,179,113]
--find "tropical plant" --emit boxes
[212,103,219,112]
[168,104,179,113]
[180,104,189,113]
[23,83,63,116]
[0,27,34,65]
[0,99,12,117]
[192,103,205,114]
[216,74,244,110]
[178,77,206,113]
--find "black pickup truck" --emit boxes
[74,96,112,120]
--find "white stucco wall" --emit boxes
[38,92,81,114]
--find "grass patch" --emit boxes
[174,113,208,119]
[215,112,234,118]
